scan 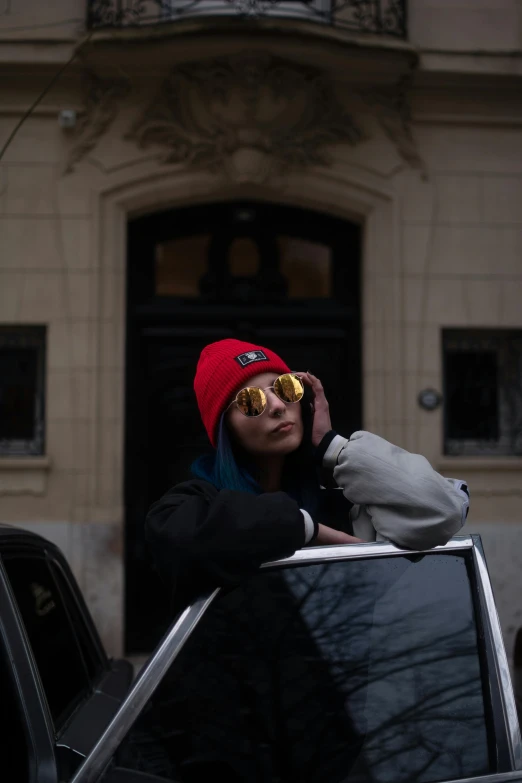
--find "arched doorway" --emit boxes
[124,201,362,652]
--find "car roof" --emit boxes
[0,523,56,550]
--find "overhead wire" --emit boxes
[0,21,97,554]
[0,28,95,163]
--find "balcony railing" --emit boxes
[87,0,407,38]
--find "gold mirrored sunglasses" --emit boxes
[226,373,304,418]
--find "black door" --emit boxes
[125,202,362,653]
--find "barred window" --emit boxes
[0,326,46,456]
[443,329,522,457]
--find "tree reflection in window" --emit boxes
[128,554,490,783]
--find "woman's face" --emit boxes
[226,371,304,457]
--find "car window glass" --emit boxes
[0,645,28,783]
[3,555,92,730]
[49,560,106,683]
[125,553,491,783]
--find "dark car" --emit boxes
[1,524,521,783]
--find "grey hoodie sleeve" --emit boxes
[323,431,469,550]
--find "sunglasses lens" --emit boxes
[236,387,267,417]
[274,374,304,404]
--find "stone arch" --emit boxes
[87,163,402,654]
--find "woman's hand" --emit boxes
[297,372,333,447]
[313,524,363,546]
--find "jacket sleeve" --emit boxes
[322,431,470,550]
[145,480,308,598]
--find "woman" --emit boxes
[140,338,471,782]
[146,338,470,608]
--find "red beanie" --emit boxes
[194,339,291,447]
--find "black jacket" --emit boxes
[145,476,353,612]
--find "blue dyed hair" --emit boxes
[192,415,261,495]
[191,391,321,515]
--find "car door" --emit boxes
[70,535,522,783]
[0,534,133,782]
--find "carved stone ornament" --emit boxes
[65,71,131,174]
[125,53,366,183]
[358,67,427,179]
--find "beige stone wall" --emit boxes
[0,0,85,40]
[395,140,522,661]
[0,110,124,652]
[397,130,522,471]
[0,4,521,659]
[410,0,522,53]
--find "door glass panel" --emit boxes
[278,237,331,297]
[3,555,92,729]
[228,238,260,277]
[50,561,106,683]
[156,236,210,297]
[131,553,490,783]
[156,235,331,297]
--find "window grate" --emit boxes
[87,0,407,37]
[0,326,46,457]
[443,329,522,457]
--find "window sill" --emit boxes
[0,456,51,496]
[437,457,522,473]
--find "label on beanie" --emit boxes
[234,350,269,368]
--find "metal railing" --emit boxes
[87,0,407,38]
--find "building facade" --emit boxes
[0,0,521,660]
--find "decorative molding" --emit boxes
[437,458,522,473]
[125,53,367,184]
[0,457,51,496]
[65,71,131,174]
[65,54,424,181]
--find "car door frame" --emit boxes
[0,555,59,783]
[0,532,133,782]
[71,534,522,783]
